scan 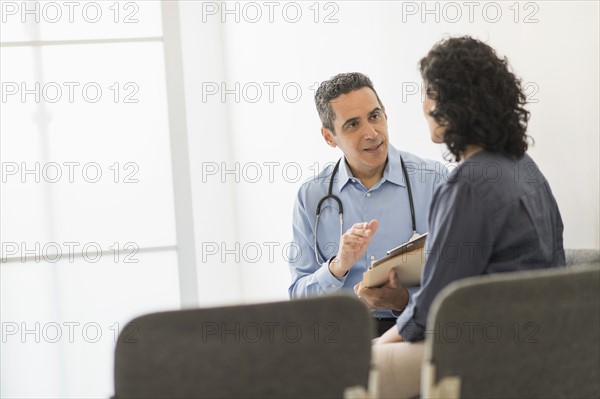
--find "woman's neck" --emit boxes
[461,145,484,161]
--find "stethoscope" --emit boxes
[314,155,417,264]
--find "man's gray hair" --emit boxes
[314,72,385,134]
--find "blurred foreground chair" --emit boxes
[565,248,600,267]
[422,256,600,399]
[112,295,373,399]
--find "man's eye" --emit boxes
[371,113,380,120]
[348,121,358,128]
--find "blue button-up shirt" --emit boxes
[288,144,445,317]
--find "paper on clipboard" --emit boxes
[361,233,428,288]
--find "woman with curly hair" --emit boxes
[373,36,565,397]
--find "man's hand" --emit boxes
[329,220,379,278]
[354,268,409,311]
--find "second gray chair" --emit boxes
[422,264,600,398]
[565,248,600,266]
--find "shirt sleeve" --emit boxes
[287,188,346,299]
[396,180,494,341]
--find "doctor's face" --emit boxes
[321,87,389,177]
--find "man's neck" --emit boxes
[347,159,387,190]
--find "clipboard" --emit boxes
[362,233,428,288]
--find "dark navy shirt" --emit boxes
[397,150,565,342]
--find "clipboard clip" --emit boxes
[386,232,428,256]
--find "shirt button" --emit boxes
[370,255,375,260]
[366,193,371,197]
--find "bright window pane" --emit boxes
[1,46,53,248]
[0,0,162,43]
[1,42,176,254]
[0,249,180,398]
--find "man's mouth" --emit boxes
[363,142,383,152]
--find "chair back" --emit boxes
[422,265,600,399]
[113,295,373,399]
[565,248,600,266]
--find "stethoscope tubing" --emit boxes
[313,155,416,264]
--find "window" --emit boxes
[1,1,180,397]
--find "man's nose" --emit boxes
[364,122,378,139]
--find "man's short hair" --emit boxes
[314,72,385,134]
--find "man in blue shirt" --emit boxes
[287,72,445,335]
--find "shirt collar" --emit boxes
[384,144,406,187]
[336,157,354,192]
[335,144,406,191]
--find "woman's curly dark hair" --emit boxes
[420,36,532,161]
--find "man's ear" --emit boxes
[321,127,337,148]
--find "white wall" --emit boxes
[178,1,600,306]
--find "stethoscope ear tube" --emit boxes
[401,157,417,236]
[315,160,343,217]
[314,160,343,264]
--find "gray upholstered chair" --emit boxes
[565,248,600,266]
[421,260,600,399]
[112,295,373,399]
